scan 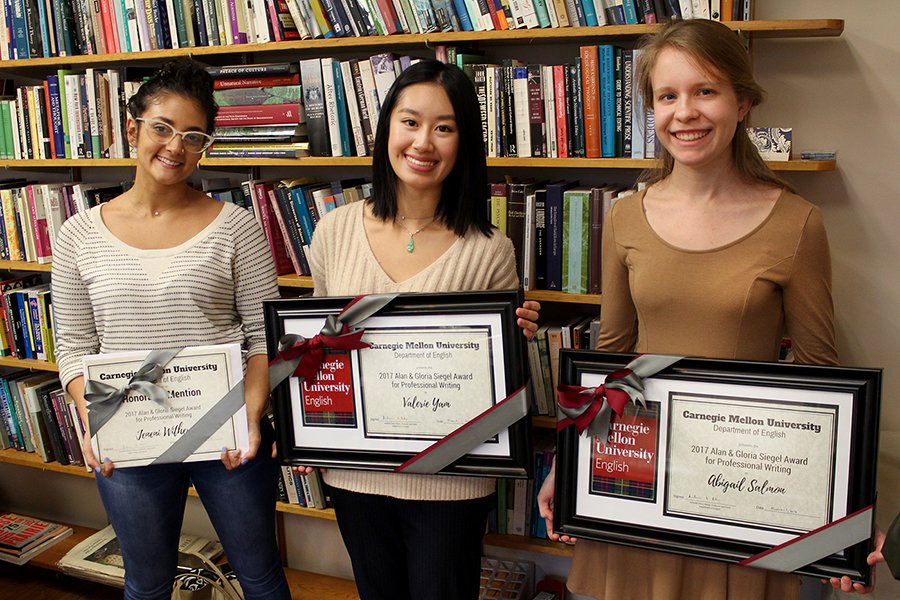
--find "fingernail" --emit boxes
[241,459,248,466]
[94,466,101,474]
[222,447,227,453]
[104,458,110,463]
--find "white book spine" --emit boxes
[321,58,343,157]
[485,67,497,158]
[541,65,556,158]
[513,72,531,159]
[357,59,381,132]
[8,101,22,159]
[691,0,708,19]
[592,0,606,25]
[678,0,693,18]
[631,49,645,160]
[709,0,720,20]
[165,0,180,46]
[85,70,100,159]
[340,61,367,157]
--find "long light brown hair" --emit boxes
[637,19,796,193]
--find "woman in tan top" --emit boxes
[537,19,884,600]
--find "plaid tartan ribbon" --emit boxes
[556,354,682,442]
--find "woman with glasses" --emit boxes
[51,58,291,600]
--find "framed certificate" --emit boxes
[265,291,533,477]
[83,344,248,468]
[555,350,880,584]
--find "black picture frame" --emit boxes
[265,290,533,478]
[555,350,880,584]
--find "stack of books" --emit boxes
[58,525,224,587]
[278,465,330,508]
[207,62,310,158]
[489,434,555,539]
[0,513,73,565]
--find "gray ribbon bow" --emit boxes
[85,348,183,436]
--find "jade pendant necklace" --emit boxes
[396,214,435,252]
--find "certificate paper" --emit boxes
[665,393,837,533]
[358,327,495,440]
[83,344,248,467]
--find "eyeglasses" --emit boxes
[135,118,215,153]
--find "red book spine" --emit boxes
[213,74,301,89]
[553,65,568,159]
[43,82,55,159]
[581,45,601,159]
[214,103,303,126]
[373,0,399,33]
[97,0,120,53]
[255,183,294,275]
[267,188,304,276]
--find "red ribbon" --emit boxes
[276,325,369,383]
[556,367,634,434]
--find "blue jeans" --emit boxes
[95,422,290,600]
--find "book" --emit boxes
[213,84,305,106]
[0,513,72,566]
[581,45,600,158]
[299,57,330,156]
[506,179,535,287]
[599,44,615,158]
[215,103,304,126]
[562,187,590,295]
[544,179,577,291]
[206,62,300,78]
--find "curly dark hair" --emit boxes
[127,58,218,133]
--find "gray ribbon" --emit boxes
[396,384,532,475]
[151,380,248,465]
[85,348,183,436]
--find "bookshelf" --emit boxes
[0,15,844,593]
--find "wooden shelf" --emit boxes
[532,416,556,429]
[0,157,837,171]
[0,260,52,273]
[0,356,58,372]
[0,20,843,72]
[483,533,574,557]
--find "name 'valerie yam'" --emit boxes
[682,410,822,434]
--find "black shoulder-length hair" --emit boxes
[369,59,492,238]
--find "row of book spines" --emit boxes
[0,371,84,469]
[491,180,633,296]
[0,71,133,161]
[490,441,555,537]
[527,314,601,417]
[210,178,372,277]
[0,182,127,268]
[277,464,330,508]
[463,48,658,161]
[0,282,55,364]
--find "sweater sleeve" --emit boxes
[485,231,519,290]
[784,206,838,366]
[232,209,280,358]
[51,217,99,389]
[595,203,639,352]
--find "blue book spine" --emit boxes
[531,0,550,27]
[622,0,637,23]
[289,187,316,244]
[599,44,615,158]
[331,60,352,157]
[34,0,51,57]
[0,379,22,449]
[11,0,29,59]
[451,0,473,30]
[47,76,67,159]
[15,292,32,359]
[319,0,346,36]
[579,0,597,26]
[28,293,42,358]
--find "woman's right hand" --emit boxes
[83,430,114,477]
[537,458,573,543]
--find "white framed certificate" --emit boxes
[83,344,248,467]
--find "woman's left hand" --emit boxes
[221,416,262,470]
[516,300,541,341]
[825,526,886,594]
